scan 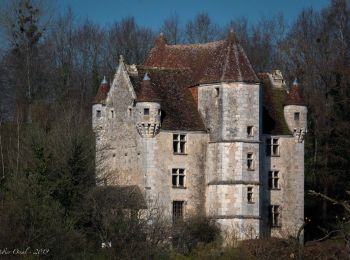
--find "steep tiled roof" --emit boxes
[145,32,259,85]
[286,82,306,105]
[93,80,109,104]
[130,66,205,131]
[136,76,161,102]
[258,73,291,135]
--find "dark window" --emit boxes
[172,168,185,187]
[247,126,254,137]
[268,171,280,190]
[294,112,300,121]
[173,134,186,154]
[266,138,279,156]
[247,187,254,203]
[96,110,101,118]
[144,108,149,115]
[215,87,220,97]
[173,201,184,222]
[111,110,114,118]
[247,153,254,170]
[268,205,281,227]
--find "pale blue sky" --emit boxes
[58,0,330,28]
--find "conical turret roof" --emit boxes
[136,73,161,102]
[286,79,306,106]
[94,76,110,104]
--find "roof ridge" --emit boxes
[165,40,225,49]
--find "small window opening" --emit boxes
[268,171,280,189]
[294,112,300,121]
[269,205,281,227]
[173,201,184,222]
[96,110,101,118]
[247,187,254,203]
[144,108,149,115]
[110,110,114,118]
[247,153,254,170]
[247,126,254,137]
[215,87,220,97]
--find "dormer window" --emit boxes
[294,112,300,121]
[144,108,149,115]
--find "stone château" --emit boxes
[92,32,307,239]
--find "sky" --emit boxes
[58,0,330,29]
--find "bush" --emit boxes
[172,216,221,255]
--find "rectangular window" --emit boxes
[215,87,220,97]
[173,134,186,154]
[247,153,254,170]
[96,110,101,118]
[144,108,149,115]
[266,138,279,156]
[173,201,184,222]
[268,171,280,190]
[247,126,254,137]
[269,205,281,227]
[172,168,185,187]
[294,112,300,121]
[247,186,254,203]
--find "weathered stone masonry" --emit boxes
[92,32,307,240]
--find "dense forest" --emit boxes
[0,0,349,259]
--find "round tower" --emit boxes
[92,76,109,131]
[283,79,307,142]
[135,73,161,138]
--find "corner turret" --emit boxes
[92,76,110,131]
[135,73,161,138]
[284,79,307,142]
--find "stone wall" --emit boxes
[200,82,261,238]
[93,64,142,187]
[147,130,208,219]
[261,135,304,238]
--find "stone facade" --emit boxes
[92,34,307,241]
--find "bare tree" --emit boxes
[185,13,221,43]
[160,14,183,44]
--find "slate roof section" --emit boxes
[145,32,259,85]
[94,80,109,104]
[93,185,147,209]
[130,66,206,131]
[258,73,291,135]
[286,82,306,106]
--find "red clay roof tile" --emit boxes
[145,32,259,85]
[93,81,109,104]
